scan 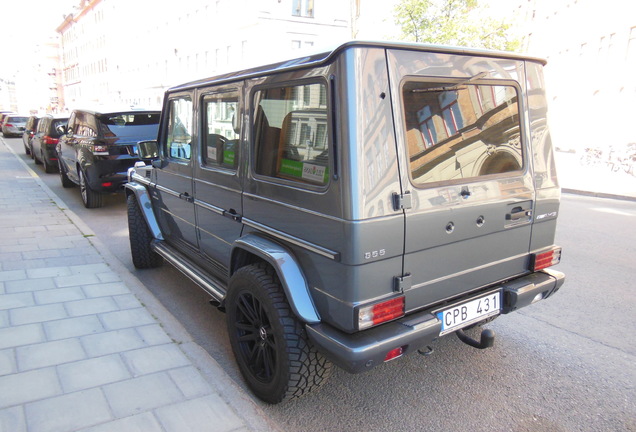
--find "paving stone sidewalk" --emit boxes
[0,140,277,431]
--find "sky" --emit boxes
[0,0,78,76]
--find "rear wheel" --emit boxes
[33,149,42,165]
[42,151,55,173]
[79,169,103,208]
[126,194,163,269]
[58,162,75,188]
[226,263,332,404]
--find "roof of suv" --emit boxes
[170,40,547,93]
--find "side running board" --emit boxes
[151,241,226,304]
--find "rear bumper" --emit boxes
[86,158,140,192]
[306,268,565,373]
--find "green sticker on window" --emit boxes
[279,159,328,184]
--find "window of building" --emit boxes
[627,26,636,60]
[202,90,240,170]
[292,0,314,17]
[253,82,329,186]
[402,80,523,186]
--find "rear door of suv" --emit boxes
[387,49,535,314]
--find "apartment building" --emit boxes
[522,0,636,150]
[56,0,351,109]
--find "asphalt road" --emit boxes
[6,137,636,432]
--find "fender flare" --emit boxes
[124,182,164,240]
[232,234,320,324]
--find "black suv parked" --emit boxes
[57,108,160,208]
[31,115,68,173]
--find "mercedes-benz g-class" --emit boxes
[125,41,565,404]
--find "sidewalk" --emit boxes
[0,140,279,432]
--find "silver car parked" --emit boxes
[2,115,29,138]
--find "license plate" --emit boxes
[436,290,501,335]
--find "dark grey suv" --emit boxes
[125,41,565,403]
[57,108,160,208]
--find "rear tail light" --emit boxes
[91,145,109,155]
[5,123,13,128]
[358,296,405,330]
[43,136,59,145]
[531,247,562,271]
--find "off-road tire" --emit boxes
[226,263,332,404]
[126,194,163,269]
[79,169,103,208]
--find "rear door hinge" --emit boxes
[392,191,412,211]
[394,273,412,292]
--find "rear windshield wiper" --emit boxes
[411,71,488,93]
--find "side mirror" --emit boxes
[56,124,67,135]
[137,140,159,159]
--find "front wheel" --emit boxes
[126,194,163,269]
[226,263,332,404]
[79,169,103,208]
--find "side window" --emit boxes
[36,118,48,134]
[253,82,329,186]
[402,80,523,186]
[166,97,193,161]
[202,90,240,170]
[75,112,98,138]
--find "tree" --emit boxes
[394,0,521,52]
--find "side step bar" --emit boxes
[151,241,226,304]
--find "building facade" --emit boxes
[56,0,351,110]
[521,0,636,150]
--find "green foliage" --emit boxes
[394,0,521,52]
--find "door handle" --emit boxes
[506,206,532,221]
[178,192,194,203]
[222,208,242,222]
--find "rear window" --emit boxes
[97,113,160,138]
[8,117,28,123]
[402,80,523,186]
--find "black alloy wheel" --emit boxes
[226,263,332,404]
[79,169,103,208]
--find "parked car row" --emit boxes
[17,108,161,209]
